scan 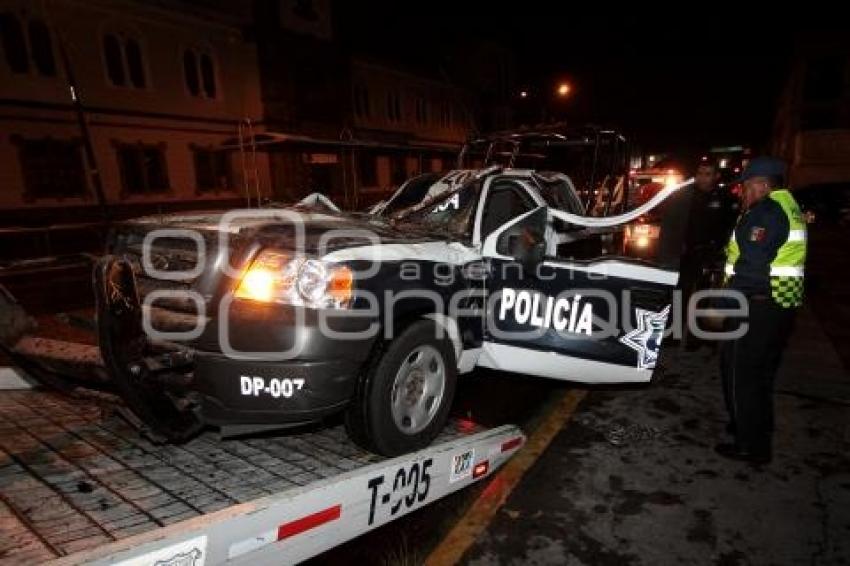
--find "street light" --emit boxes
[556,82,571,97]
[519,90,529,98]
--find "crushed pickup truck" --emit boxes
[10,166,690,457]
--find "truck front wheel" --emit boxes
[346,320,457,456]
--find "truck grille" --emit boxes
[110,227,229,335]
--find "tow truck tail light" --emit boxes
[501,437,523,452]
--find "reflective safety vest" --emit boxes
[724,189,806,308]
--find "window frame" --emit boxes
[183,48,200,96]
[1,12,56,77]
[27,18,55,76]
[473,176,543,246]
[101,30,149,90]
[181,45,219,99]
[11,135,87,202]
[191,144,233,194]
[114,141,170,196]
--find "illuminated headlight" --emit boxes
[234,250,353,309]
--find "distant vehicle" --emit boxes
[459,125,631,216]
[624,167,685,258]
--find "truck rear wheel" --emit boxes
[346,320,457,456]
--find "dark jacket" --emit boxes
[686,185,739,253]
[727,197,789,296]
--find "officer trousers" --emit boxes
[720,296,796,455]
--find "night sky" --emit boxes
[335,3,840,154]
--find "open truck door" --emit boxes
[477,181,689,383]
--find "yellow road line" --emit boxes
[425,388,587,566]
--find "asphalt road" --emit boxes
[461,221,850,566]
[463,308,850,565]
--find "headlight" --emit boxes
[234,251,353,309]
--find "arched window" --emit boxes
[1,14,58,77]
[183,48,217,99]
[102,32,147,89]
[183,49,199,96]
[199,53,216,98]
[124,38,145,88]
[0,12,29,73]
[27,19,54,76]
[103,33,125,86]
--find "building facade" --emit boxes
[0,0,269,226]
[773,34,850,190]
[1,0,483,229]
[253,0,472,210]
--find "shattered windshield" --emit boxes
[382,170,483,239]
[402,179,482,238]
[380,171,478,215]
[379,173,443,216]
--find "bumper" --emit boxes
[189,300,377,426]
[95,256,377,438]
[193,353,359,426]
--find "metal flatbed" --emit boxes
[0,387,523,565]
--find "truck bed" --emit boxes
[0,388,484,563]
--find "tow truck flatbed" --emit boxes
[0,387,523,565]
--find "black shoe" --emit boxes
[714,443,772,465]
[725,422,736,436]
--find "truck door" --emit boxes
[478,205,679,383]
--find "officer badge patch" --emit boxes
[750,227,766,242]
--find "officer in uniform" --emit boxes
[716,157,806,464]
[679,159,739,350]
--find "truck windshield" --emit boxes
[400,179,482,239]
[380,173,443,216]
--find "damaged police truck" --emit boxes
[95,167,687,456]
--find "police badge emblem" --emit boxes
[619,306,671,370]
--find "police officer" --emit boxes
[679,160,739,350]
[687,160,739,258]
[716,156,806,464]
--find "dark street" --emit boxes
[463,308,850,565]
